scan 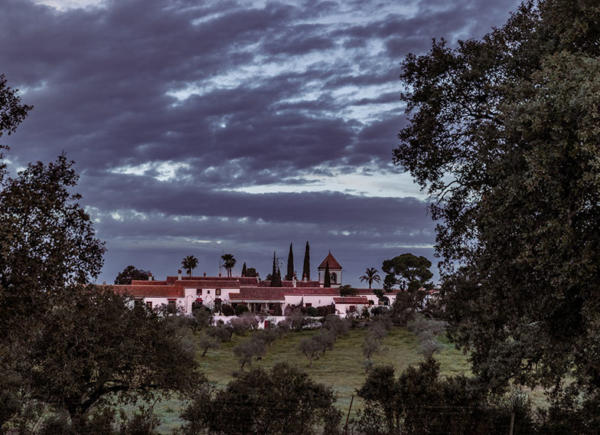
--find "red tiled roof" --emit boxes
[259,280,321,287]
[356,289,400,295]
[130,280,168,285]
[318,252,342,269]
[333,297,369,304]
[286,288,339,295]
[112,285,184,298]
[178,280,240,288]
[165,275,259,285]
[229,287,286,301]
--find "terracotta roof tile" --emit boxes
[333,297,369,304]
[318,252,342,269]
[112,285,184,298]
[229,287,286,301]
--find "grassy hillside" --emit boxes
[152,326,470,433]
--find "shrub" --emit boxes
[339,285,358,296]
[276,318,292,330]
[314,330,336,354]
[370,306,389,317]
[180,363,341,434]
[286,309,305,331]
[323,315,350,337]
[355,358,536,435]
[369,321,389,341]
[362,338,380,361]
[316,304,336,316]
[299,336,323,367]
[361,306,370,319]
[192,306,213,330]
[305,306,319,317]
[235,304,249,316]
[207,325,232,342]
[221,304,234,316]
[198,334,220,357]
[407,314,447,358]
[254,328,278,346]
[233,336,266,370]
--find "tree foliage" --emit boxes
[0,155,105,304]
[270,251,282,287]
[323,262,331,287]
[356,359,534,435]
[114,265,151,284]
[0,75,202,430]
[302,240,310,280]
[339,284,357,296]
[221,253,236,277]
[381,253,432,291]
[360,267,381,289]
[25,287,201,426]
[181,255,198,276]
[394,0,600,403]
[233,336,266,370]
[180,363,341,435]
[0,74,32,144]
[286,242,294,281]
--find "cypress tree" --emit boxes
[241,262,247,277]
[286,243,294,281]
[324,263,331,288]
[302,241,310,281]
[271,252,277,281]
[271,261,282,287]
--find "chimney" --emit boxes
[218,272,222,277]
[203,272,206,277]
[303,273,307,282]
[177,269,182,280]
[293,274,297,288]
[148,272,153,281]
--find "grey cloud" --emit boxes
[1,0,520,284]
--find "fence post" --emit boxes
[344,395,354,434]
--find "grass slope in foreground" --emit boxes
[152,326,469,433]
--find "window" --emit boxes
[146,301,152,309]
[216,288,221,296]
[349,305,356,312]
[196,289,201,296]
[207,290,211,294]
[305,303,312,307]
[330,273,337,284]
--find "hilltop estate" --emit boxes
[112,252,399,316]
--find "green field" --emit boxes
[151,326,471,433]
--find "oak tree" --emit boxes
[395,0,600,411]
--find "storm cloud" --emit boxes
[0,0,520,283]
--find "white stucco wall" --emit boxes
[196,287,239,307]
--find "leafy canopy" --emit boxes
[181,255,198,276]
[181,363,341,435]
[395,0,600,401]
[114,265,151,284]
[0,75,202,430]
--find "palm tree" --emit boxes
[182,255,198,277]
[221,253,236,277]
[360,267,381,289]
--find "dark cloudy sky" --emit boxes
[1,0,520,285]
